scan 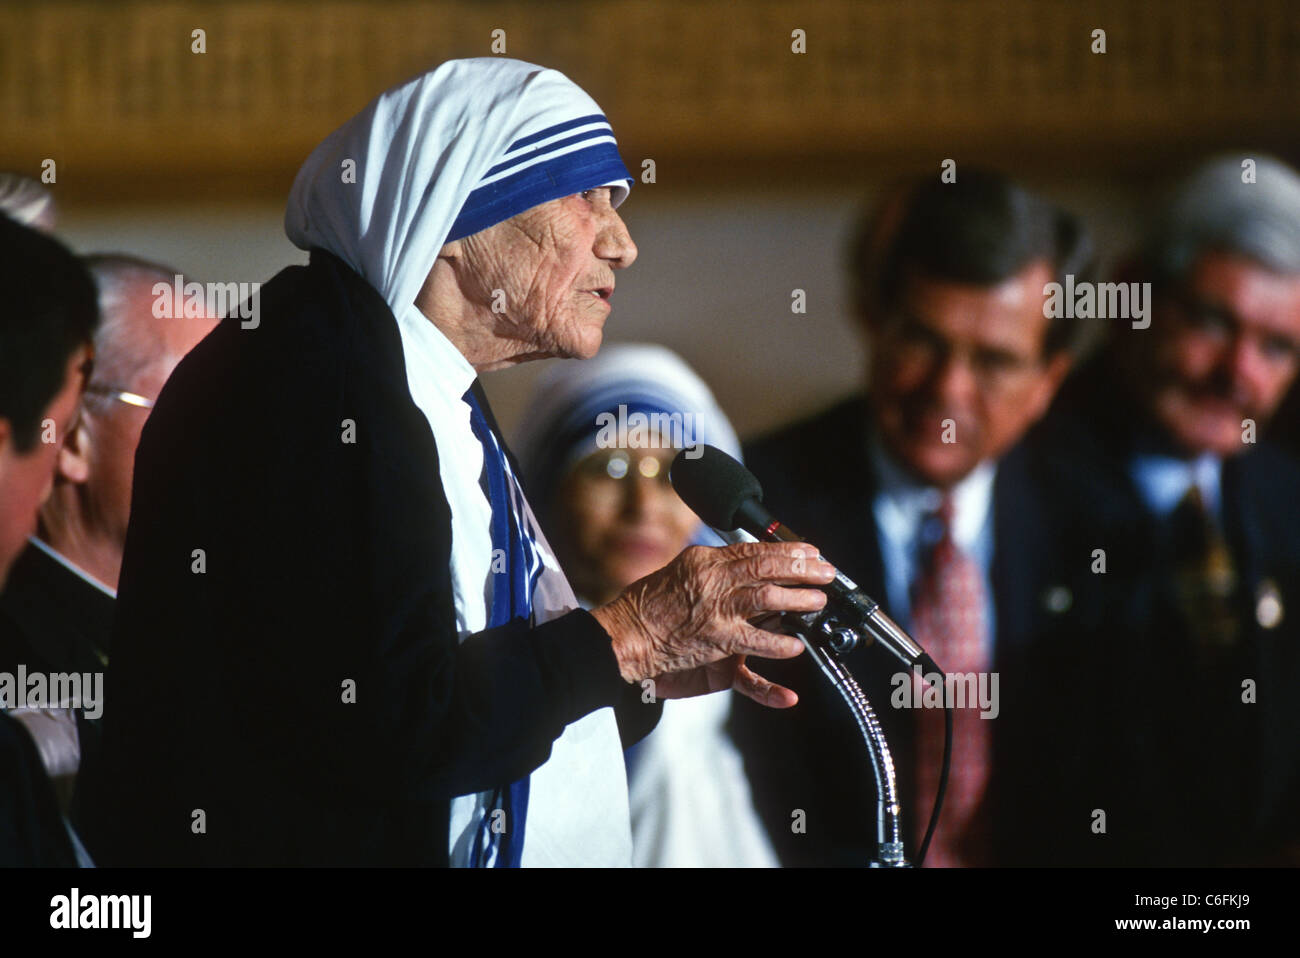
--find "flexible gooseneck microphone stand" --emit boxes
[780,608,910,867]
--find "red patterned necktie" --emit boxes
[909,494,994,866]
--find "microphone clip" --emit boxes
[782,608,865,659]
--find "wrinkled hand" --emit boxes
[590,542,834,708]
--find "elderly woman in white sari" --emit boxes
[517,343,779,867]
[85,58,833,867]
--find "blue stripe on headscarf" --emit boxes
[506,114,610,152]
[447,114,632,243]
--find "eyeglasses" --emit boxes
[84,385,156,410]
[575,449,673,484]
[882,313,1042,391]
[1168,291,1300,365]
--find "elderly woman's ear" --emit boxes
[414,242,465,321]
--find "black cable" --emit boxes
[914,654,953,868]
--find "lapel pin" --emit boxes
[1042,585,1072,615]
[1256,579,1284,630]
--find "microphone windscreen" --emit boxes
[670,444,763,531]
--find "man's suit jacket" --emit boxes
[1270,377,1300,459]
[1029,357,1300,866]
[0,541,113,678]
[728,396,1089,867]
[82,250,657,867]
[0,709,77,867]
[0,541,114,828]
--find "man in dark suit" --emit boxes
[0,212,99,866]
[1032,154,1300,866]
[0,545,112,817]
[0,255,215,827]
[729,171,1095,867]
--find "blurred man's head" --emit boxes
[39,255,217,589]
[1121,155,1300,458]
[0,214,98,588]
[850,170,1091,488]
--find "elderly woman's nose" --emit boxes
[596,209,637,269]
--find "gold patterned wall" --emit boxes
[1,0,1297,200]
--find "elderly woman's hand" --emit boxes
[589,541,834,708]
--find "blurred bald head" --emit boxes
[38,255,218,590]
[81,255,216,402]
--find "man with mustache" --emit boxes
[730,170,1093,866]
[1035,154,1300,865]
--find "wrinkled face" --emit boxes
[1139,252,1300,457]
[0,345,90,588]
[868,260,1067,487]
[457,187,637,365]
[550,445,700,606]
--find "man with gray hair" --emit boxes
[36,256,218,592]
[1032,154,1300,865]
[0,254,216,826]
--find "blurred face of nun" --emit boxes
[553,443,702,607]
[448,186,637,366]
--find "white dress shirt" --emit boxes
[1130,451,1223,524]
[26,536,116,600]
[869,435,998,655]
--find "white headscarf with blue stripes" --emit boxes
[515,343,742,547]
[286,57,630,323]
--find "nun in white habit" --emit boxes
[88,58,832,868]
[517,344,780,867]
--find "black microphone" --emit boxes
[670,444,930,669]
